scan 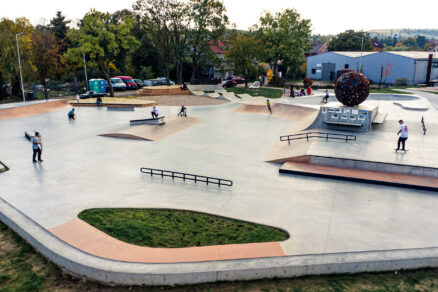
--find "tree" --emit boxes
[255,9,311,77]
[188,0,228,83]
[48,11,71,52]
[416,35,427,49]
[29,30,63,98]
[226,31,260,87]
[65,9,140,97]
[327,30,373,52]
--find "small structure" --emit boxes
[130,116,165,126]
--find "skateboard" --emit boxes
[394,149,409,153]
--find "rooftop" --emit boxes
[332,51,378,58]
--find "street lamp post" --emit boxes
[353,36,364,73]
[16,32,25,102]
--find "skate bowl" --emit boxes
[234,103,318,121]
[0,99,69,121]
[100,117,201,141]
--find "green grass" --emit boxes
[4,219,438,291]
[424,91,438,95]
[370,88,412,94]
[78,208,289,248]
[226,87,283,98]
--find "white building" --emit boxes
[307,51,438,85]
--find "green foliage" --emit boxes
[226,87,283,99]
[65,9,140,96]
[255,9,311,76]
[328,30,374,51]
[139,65,154,79]
[78,208,289,247]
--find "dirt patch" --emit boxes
[137,95,229,106]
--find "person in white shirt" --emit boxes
[32,132,43,162]
[396,120,408,151]
[151,106,159,118]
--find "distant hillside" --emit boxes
[368,29,438,40]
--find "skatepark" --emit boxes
[2,83,438,286]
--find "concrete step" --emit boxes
[280,161,438,192]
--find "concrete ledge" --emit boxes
[130,116,165,126]
[3,196,438,286]
[309,155,438,178]
[107,107,135,111]
[71,102,154,108]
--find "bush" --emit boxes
[395,78,408,86]
[303,77,313,86]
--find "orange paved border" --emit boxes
[0,100,69,121]
[49,219,285,263]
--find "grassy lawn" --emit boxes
[370,88,412,94]
[226,87,283,98]
[3,220,438,291]
[78,208,289,248]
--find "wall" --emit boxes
[307,53,358,81]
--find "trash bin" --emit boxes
[26,92,34,100]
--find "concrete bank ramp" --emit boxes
[0,99,69,120]
[101,117,201,141]
[234,103,318,121]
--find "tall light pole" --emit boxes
[83,53,89,91]
[353,36,364,73]
[16,32,25,102]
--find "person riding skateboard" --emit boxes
[32,132,43,163]
[266,99,272,114]
[151,106,160,118]
[177,104,187,117]
[68,108,76,120]
[395,120,408,151]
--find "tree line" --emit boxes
[0,0,313,99]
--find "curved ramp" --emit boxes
[234,103,318,122]
[101,117,201,141]
[0,99,69,120]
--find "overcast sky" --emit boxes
[1,0,437,35]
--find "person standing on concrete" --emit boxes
[322,90,329,103]
[32,132,43,163]
[151,106,160,118]
[266,99,272,114]
[177,104,187,117]
[307,86,312,95]
[396,120,408,151]
[290,85,295,98]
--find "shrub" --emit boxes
[395,78,408,86]
[303,77,313,86]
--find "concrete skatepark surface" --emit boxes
[3,91,438,285]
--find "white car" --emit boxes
[110,78,127,91]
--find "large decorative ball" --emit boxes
[334,72,370,106]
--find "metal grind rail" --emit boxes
[140,168,233,187]
[421,116,426,135]
[280,132,357,145]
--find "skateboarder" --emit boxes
[96,96,103,106]
[322,90,329,103]
[395,120,408,151]
[266,99,272,114]
[177,104,187,117]
[151,106,159,118]
[68,108,75,120]
[290,85,295,98]
[32,132,43,163]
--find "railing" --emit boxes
[280,132,357,145]
[421,116,427,135]
[140,168,233,187]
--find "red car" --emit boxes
[220,80,237,88]
[232,76,245,84]
[113,76,137,90]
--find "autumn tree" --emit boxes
[65,9,140,96]
[255,9,311,77]
[29,29,63,98]
[226,32,260,87]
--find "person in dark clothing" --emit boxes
[290,85,295,98]
[177,104,187,117]
[96,96,103,106]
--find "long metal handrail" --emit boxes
[280,132,357,145]
[140,168,233,187]
[421,116,426,135]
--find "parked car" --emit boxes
[143,80,153,87]
[220,80,237,88]
[151,77,175,86]
[113,76,137,90]
[110,78,127,91]
[79,90,108,99]
[232,76,245,84]
[133,79,143,89]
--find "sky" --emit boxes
[1,0,437,35]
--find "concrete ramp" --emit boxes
[0,99,69,120]
[101,117,201,141]
[234,103,318,122]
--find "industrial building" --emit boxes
[306,51,438,85]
